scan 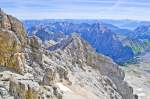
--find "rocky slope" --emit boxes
[0,10,137,99]
[122,52,150,99]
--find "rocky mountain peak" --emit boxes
[48,32,137,99]
[92,22,110,33]
[0,8,27,46]
[0,10,137,99]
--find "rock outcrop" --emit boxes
[0,9,27,74]
[0,9,137,99]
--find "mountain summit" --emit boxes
[0,9,137,99]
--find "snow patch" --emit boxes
[137,93,146,97]
[55,83,73,93]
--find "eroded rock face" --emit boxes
[0,9,27,46]
[43,67,56,85]
[0,9,27,74]
[9,79,40,99]
[30,35,43,64]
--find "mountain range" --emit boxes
[0,9,137,99]
[24,20,150,64]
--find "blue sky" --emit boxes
[1,0,150,20]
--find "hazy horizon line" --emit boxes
[22,18,150,22]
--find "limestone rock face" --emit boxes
[0,9,27,46]
[0,9,27,74]
[9,78,40,99]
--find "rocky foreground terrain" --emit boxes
[122,52,150,99]
[0,10,137,99]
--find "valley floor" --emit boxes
[122,52,150,99]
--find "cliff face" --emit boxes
[0,9,27,74]
[0,10,137,99]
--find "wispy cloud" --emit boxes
[0,0,150,20]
